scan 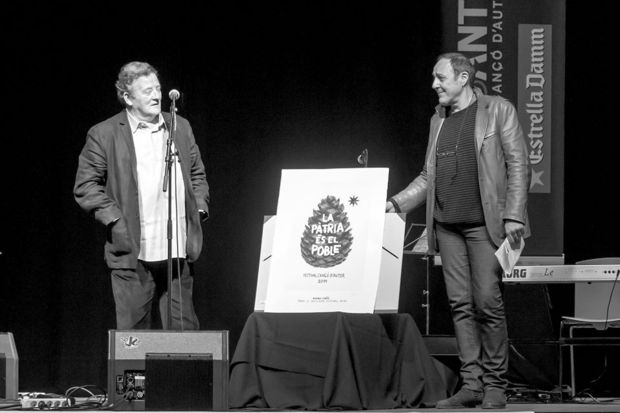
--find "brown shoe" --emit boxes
[482,388,506,409]
[436,388,483,409]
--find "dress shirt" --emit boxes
[127,110,187,261]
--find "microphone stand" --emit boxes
[163,96,177,330]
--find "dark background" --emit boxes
[1,2,618,394]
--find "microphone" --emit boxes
[168,89,180,100]
[164,89,181,192]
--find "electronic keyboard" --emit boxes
[502,265,620,283]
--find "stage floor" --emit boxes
[3,402,620,412]
[232,404,620,412]
[121,404,620,412]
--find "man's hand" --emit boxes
[504,220,525,249]
[106,217,132,253]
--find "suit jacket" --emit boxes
[390,92,530,253]
[74,110,210,269]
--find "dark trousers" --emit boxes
[435,222,508,391]
[110,259,200,330]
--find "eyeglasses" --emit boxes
[436,148,457,158]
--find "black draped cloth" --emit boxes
[228,312,448,409]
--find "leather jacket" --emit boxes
[390,91,530,253]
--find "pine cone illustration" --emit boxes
[300,195,353,268]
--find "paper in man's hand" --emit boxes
[495,237,525,275]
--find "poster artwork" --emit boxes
[264,168,388,313]
[300,195,353,268]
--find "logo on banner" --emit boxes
[518,24,552,193]
[300,195,354,268]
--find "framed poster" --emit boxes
[264,168,389,313]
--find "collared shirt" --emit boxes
[127,110,187,261]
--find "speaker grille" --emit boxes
[145,353,213,411]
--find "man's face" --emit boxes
[124,73,161,121]
[432,58,465,107]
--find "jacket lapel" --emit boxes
[429,105,447,172]
[474,95,490,153]
[117,111,139,185]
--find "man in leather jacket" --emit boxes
[74,61,210,330]
[387,53,530,409]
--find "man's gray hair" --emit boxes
[115,61,159,106]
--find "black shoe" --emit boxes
[482,388,506,409]
[436,388,483,409]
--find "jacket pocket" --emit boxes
[106,217,133,255]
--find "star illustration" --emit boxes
[348,195,359,206]
[530,168,544,190]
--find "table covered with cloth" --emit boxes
[228,312,449,409]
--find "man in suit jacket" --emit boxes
[74,61,210,330]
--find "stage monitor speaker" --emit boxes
[107,330,228,411]
[145,353,213,410]
[0,332,19,400]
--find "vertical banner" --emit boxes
[518,25,552,193]
[440,0,565,257]
[264,168,388,313]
